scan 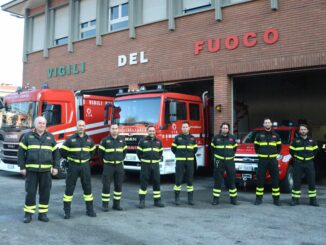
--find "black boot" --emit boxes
[310,197,319,207]
[290,197,299,206]
[139,195,145,209]
[38,213,49,222]
[113,199,123,211]
[175,191,180,206]
[63,202,71,219]
[230,196,238,205]
[23,212,32,223]
[254,195,263,205]
[154,198,165,207]
[188,192,194,206]
[212,197,219,205]
[102,201,109,212]
[86,201,96,217]
[273,196,281,206]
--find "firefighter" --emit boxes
[61,120,97,219]
[99,124,127,212]
[290,124,319,206]
[211,122,238,205]
[137,125,164,209]
[172,121,198,205]
[18,116,60,223]
[254,118,282,206]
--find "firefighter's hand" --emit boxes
[20,169,26,176]
[51,168,58,176]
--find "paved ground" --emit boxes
[0,170,326,245]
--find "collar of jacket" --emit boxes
[72,133,89,140]
[145,135,157,140]
[32,129,50,138]
[108,135,121,141]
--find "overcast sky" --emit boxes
[0,0,23,86]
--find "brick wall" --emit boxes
[23,0,326,133]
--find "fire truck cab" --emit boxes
[107,87,213,175]
[0,88,114,175]
[234,125,298,192]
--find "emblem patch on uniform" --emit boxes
[296,140,300,143]
[260,135,265,137]
[272,135,276,138]
[178,137,182,140]
[119,140,123,143]
[229,138,234,142]
[144,141,148,143]
[87,139,92,142]
[46,136,51,140]
[107,140,111,143]
[309,140,313,142]
[190,137,194,140]
[217,138,221,141]
[29,135,34,139]
[71,139,76,142]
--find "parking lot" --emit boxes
[0,170,326,245]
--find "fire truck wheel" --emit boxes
[280,165,293,193]
[53,159,68,179]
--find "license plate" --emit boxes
[7,164,14,169]
[236,163,253,171]
[242,173,252,180]
[125,155,137,161]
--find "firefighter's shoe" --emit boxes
[86,201,97,217]
[273,197,281,206]
[310,197,319,207]
[175,191,181,206]
[154,198,165,208]
[113,200,123,211]
[102,202,109,212]
[23,213,32,223]
[254,196,263,205]
[290,197,300,206]
[230,196,238,205]
[212,197,219,205]
[64,201,71,219]
[188,192,194,206]
[139,195,145,209]
[38,213,49,222]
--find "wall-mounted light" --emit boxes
[215,104,222,112]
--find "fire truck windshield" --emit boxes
[1,101,37,129]
[114,97,161,125]
[243,130,291,144]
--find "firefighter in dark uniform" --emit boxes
[172,121,198,206]
[254,118,282,206]
[61,120,96,219]
[99,124,127,211]
[211,122,238,205]
[137,125,164,209]
[18,116,60,223]
[290,124,319,206]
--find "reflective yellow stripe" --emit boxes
[294,155,314,161]
[99,145,106,151]
[83,146,96,152]
[276,141,282,145]
[292,190,301,198]
[213,188,221,197]
[114,192,122,200]
[255,141,279,146]
[83,194,93,201]
[174,185,182,191]
[229,188,237,197]
[38,204,49,213]
[171,143,177,147]
[138,189,147,195]
[176,145,186,149]
[256,187,264,196]
[67,157,90,163]
[306,146,318,151]
[137,146,143,151]
[153,191,161,198]
[19,142,28,150]
[25,164,52,169]
[101,193,110,202]
[141,159,160,163]
[101,147,125,152]
[272,188,280,197]
[103,159,123,164]
[187,186,194,192]
[214,154,234,160]
[24,205,36,213]
[257,154,278,158]
[27,145,55,150]
[63,194,73,202]
[175,157,194,161]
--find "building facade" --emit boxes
[2,0,326,136]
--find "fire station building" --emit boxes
[2,0,326,138]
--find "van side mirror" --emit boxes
[169,101,177,123]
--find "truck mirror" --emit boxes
[104,103,111,125]
[169,101,177,115]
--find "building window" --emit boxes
[31,14,45,51]
[142,0,167,24]
[80,0,96,39]
[54,6,68,46]
[189,103,200,121]
[183,0,212,14]
[222,0,252,6]
[109,0,128,32]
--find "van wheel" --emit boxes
[280,165,293,193]
[53,159,67,179]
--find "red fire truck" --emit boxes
[0,87,114,177]
[234,125,298,192]
[106,86,214,175]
